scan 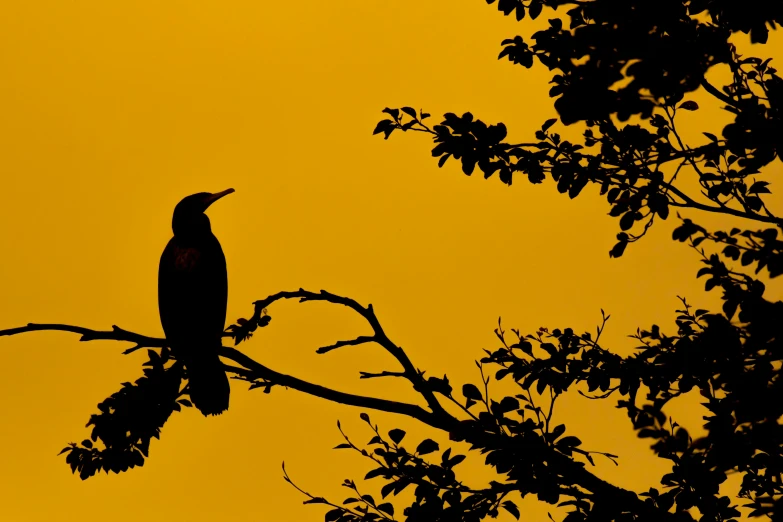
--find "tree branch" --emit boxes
[0,323,166,351]
[231,290,672,518]
[664,183,782,225]
[243,289,453,421]
[700,78,739,108]
[0,321,446,430]
[359,370,406,379]
[220,346,443,428]
[316,335,376,354]
[0,300,668,519]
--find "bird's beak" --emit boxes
[203,188,235,208]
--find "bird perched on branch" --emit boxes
[158,189,234,416]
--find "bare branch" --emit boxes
[359,371,406,379]
[700,78,739,108]
[0,323,166,348]
[0,321,447,430]
[316,335,376,354]
[219,346,445,429]
[242,289,452,421]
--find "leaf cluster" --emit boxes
[59,348,187,479]
[375,1,781,258]
[294,414,524,522]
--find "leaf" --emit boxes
[502,500,520,520]
[528,0,542,18]
[360,413,370,423]
[462,383,483,401]
[569,174,588,199]
[378,503,395,516]
[381,482,396,498]
[441,448,452,463]
[372,120,393,135]
[609,239,628,258]
[401,107,417,118]
[388,429,406,444]
[304,497,328,504]
[748,181,771,194]
[678,101,699,111]
[416,439,439,455]
[556,436,582,448]
[722,245,740,260]
[448,454,466,467]
[461,156,477,175]
[499,396,520,412]
[541,118,557,132]
[365,467,386,480]
[746,196,763,211]
[382,107,400,120]
[619,211,637,231]
[498,0,516,15]
[334,443,352,449]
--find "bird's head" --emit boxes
[171,188,234,238]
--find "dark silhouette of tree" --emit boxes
[1,1,781,521]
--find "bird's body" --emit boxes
[158,189,234,416]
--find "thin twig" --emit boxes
[317,335,376,354]
[247,289,452,421]
[359,371,406,379]
[0,323,166,348]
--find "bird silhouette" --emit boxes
[158,189,234,416]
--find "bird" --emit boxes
[158,189,234,416]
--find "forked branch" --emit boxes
[0,288,656,517]
[0,320,444,429]
[229,289,452,420]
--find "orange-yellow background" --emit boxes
[0,1,781,521]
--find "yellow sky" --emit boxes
[0,1,781,521]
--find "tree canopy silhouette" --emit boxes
[1,0,782,521]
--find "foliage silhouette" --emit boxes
[374,2,782,260]
[1,0,782,521]
[60,351,185,480]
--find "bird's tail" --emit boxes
[183,345,230,416]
